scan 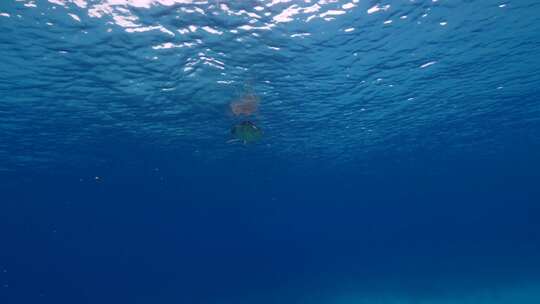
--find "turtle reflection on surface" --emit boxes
[230,121,262,144]
[230,92,259,117]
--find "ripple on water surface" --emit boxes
[0,0,540,170]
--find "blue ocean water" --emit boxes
[1,0,540,303]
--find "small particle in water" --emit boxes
[440,22,448,26]
[68,13,80,22]
[497,86,504,90]
[499,4,507,8]
[420,61,437,68]
[94,176,100,181]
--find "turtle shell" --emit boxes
[231,121,263,143]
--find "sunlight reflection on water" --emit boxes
[1,0,539,170]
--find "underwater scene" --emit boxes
[1,0,539,303]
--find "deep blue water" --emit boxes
[1,0,540,303]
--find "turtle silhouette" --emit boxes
[230,121,263,144]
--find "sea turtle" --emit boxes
[230,121,262,144]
